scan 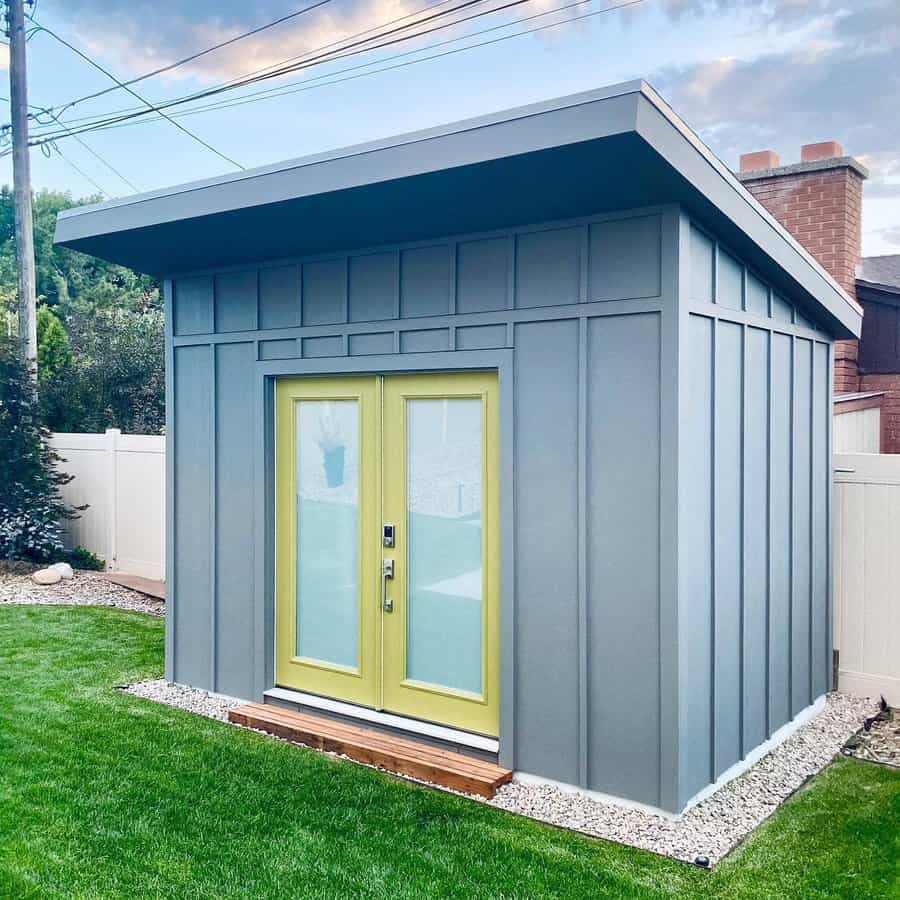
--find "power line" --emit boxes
[23,0,642,148]
[26,0,563,141]
[52,0,642,134]
[30,105,141,193]
[47,141,110,197]
[28,19,245,170]
[26,0,518,139]
[51,0,469,128]
[52,0,336,116]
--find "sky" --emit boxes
[1,0,897,255]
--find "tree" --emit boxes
[36,304,71,381]
[40,305,165,434]
[0,337,79,561]
[1,187,165,434]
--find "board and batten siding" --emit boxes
[166,207,678,809]
[678,219,832,809]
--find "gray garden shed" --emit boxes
[55,80,862,815]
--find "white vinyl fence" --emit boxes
[51,430,165,580]
[834,453,900,706]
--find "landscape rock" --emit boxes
[31,568,62,585]
[48,562,74,579]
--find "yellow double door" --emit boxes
[275,371,499,736]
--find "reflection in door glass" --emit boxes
[406,397,483,694]
[295,400,359,667]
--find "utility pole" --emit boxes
[6,0,36,376]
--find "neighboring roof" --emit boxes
[54,79,862,338]
[834,391,885,403]
[858,255,900,295]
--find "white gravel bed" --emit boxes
[123,678,241,718]
[0,569,164,616]
[491,692,873,864]
[122,677,873,865]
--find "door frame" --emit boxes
[253,350,515,765]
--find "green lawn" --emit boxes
[0,606,897,899]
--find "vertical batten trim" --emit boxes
[164,279,177,682]
[579,224,590,302]
[576,316,589,787]
[448,241,458,315]
[498,354,516,770]
[341,257,350,324]
[826,345,834,692]
[709,316,717,781]
[808,342,815,705]
[712,241,720,305]
[298,261,306,326]
[787,335,795,716]
[658,205,683,811]
[392,250,401,320]
[209,343,218,691]
[739,323,747,755]
[765,327,774,737]
[507,234,517,309]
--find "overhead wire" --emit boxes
[51,0,337,116]
[21,0,642,150]
[28,0,511,139]
[45,141,110,197]
[27,19,246,169]
[46,0,471,128]
[38,0,642,136]
[31,106,141,193]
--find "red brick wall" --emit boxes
[741,164,865,395]
[858,373,900,453]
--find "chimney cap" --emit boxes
[740,150,780,173]
[801,141,843,162]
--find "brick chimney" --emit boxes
[737,142,868,394]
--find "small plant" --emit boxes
[67,545,105,571]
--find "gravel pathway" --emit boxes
[0,567,164,616]
[122,677,874,865]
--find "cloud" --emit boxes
[869,226,900,250]
[47,0,526,84]
[652,0,900,201]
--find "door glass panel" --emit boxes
[406,397,483,693]
[295,399,359,667]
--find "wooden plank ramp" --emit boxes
[228,702,512,798]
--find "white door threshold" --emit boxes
[264,686,500,754]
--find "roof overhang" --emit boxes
[55,79,861,339]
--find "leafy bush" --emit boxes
[39,306,165,434]
[67,545,105,571]
[0,338,80,561]
[2,188,164,436]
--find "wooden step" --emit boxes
[228,702,512,798]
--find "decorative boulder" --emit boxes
[32,568,62,585]
[48,562,74,579]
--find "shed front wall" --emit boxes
[677,215,833,809]
[165,206,679,810]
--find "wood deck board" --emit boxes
[238,703,503,777]
[228,702,511,797]
[232,704,503,780]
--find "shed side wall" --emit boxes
[677,216,833,808]
[165,207,676,809]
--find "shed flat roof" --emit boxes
[55,79,861,338]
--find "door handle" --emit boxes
[382,558,394,612]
